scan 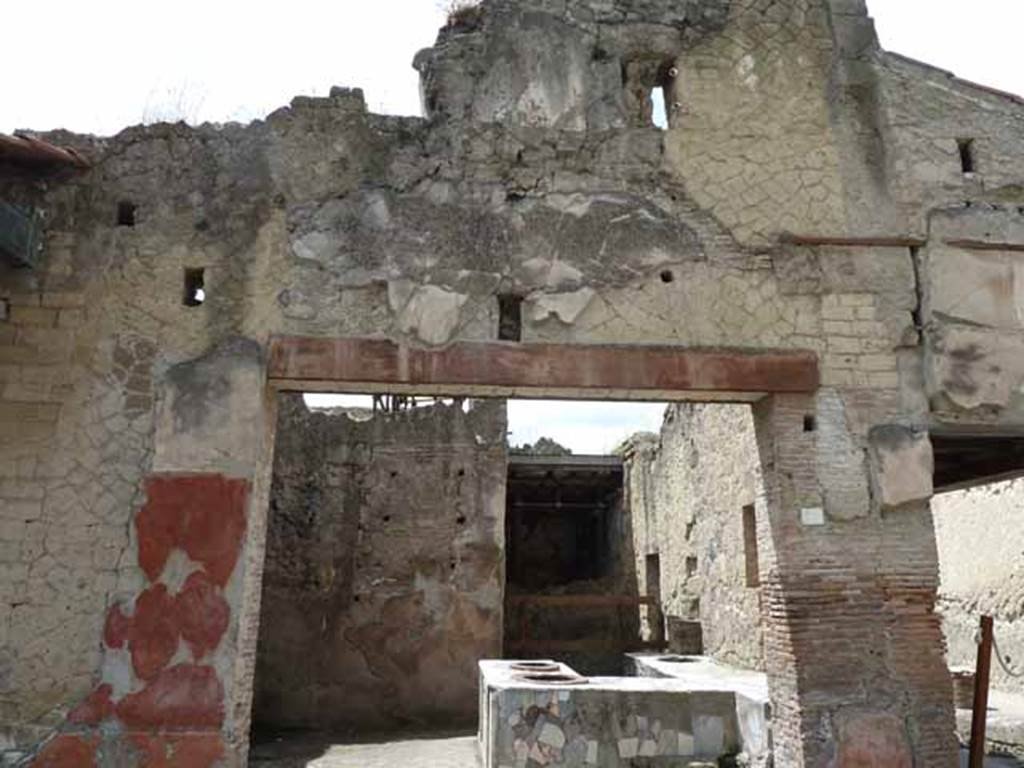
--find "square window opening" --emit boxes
[651,87,669,130]
[497,294,523,342]
[742,504,760,588]
[957,139,976,175]
[183,268,206,307]
[623,59,677,129]
[117,201,137,227]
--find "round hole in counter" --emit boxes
[514,672,589,685]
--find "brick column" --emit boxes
[752,393,956,767]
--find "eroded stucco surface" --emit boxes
[254,397,506,733]
[624,405,768,670]
[3,0,1024,764]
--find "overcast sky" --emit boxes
[4,1,1019,452]
[2,1,1021,136]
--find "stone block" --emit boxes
[928,324,1024,414]
[869,425,934,509]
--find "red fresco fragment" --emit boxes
[127,734,166,767]
[103,604,131,649]
[129,584,180,681]
[837,713,913,768]
[67,684,115,725]
[116,664,224,728]
[175,571,230,659]
[136,479,187,583]
[168,733,226,768]
[30,734,98,767]
[177,477,249,587]
[136,475,249,586]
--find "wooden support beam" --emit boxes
[780,233,926,248]
[507,594,657,608]
[267,337,820,396]
[969,615,994,768]
[505,639,662,653]
[944,239,1024,253]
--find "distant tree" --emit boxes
[510,437,573,456]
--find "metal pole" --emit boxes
[968,615,994,768]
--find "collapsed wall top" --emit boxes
[414,0,729,130]
[413,0,876,131]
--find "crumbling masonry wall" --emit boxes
[254,397,507,732]
[624,404,769,670]
[3,0,1024,764]
[634,407,1024,704]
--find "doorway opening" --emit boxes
[248,337,818,764]
[931,432,1024,754]
[249,388,777,765]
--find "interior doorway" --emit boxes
[245,335,817,763]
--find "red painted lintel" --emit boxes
[266,337,820,395]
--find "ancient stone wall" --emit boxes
[3,0,1024,764]
[933,479,1024,695]
[254,396,507,733]
[624,404,768,670]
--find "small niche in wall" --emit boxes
[116,201,137,227]
[803,414,817,433]
[498,294,523,341]
[183,268,206,307]
[957,139,976,175]
[742,504,760,588]
[645,554,661,597]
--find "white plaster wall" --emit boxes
[933,478,1024,693]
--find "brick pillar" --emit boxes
[752,393,956,767]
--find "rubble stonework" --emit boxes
[623,404,768,670]
[2,0,1024,764]
[254,396,507,733]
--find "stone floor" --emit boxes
[959,750,1024,767]
[250,732,1024,767]
[249,732,479,768]
[956,690,1024,766]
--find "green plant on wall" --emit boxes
[442,0,483,30]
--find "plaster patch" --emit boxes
[528,288,596,324]
[395,285,468,345]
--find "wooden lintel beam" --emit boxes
[781,233,926,248]
[267,337,820,396]
[508,594,657,608]
[943,239,1024,253]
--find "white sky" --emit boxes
[5,0,1020,451]
[2,1,1022,136]
[303,395,666,454]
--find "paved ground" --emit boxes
[250,732,479,768]
[956,691,1024,767]
[960,750,1023,767]
[250,731,1024,767]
